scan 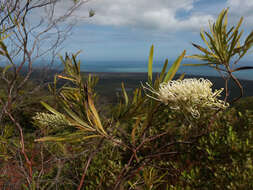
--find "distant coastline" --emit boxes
[32,59,253,81]
[2,60,252,80]
[7,65,253,102]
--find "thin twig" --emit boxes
[77,138,105,190]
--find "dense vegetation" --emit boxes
[1,8,253,190]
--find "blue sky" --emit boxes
[55,0,253,62]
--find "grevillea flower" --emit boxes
[143,78,229,118]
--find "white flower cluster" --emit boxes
[144,78,229,118]
[33,112,70,127]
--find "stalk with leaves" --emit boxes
[185,8,253,102]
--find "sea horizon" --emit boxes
[51,60,253,81]
[1,60,252,81]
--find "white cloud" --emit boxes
[228,0,253,14]
[63,0,215,32]
[42,0,253,31]
[227,0,253,26]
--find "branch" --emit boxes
[77,137,105,190]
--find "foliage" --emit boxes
[170,108,253,189]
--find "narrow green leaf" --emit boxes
[216,9,226,33]
[223,9,228,30]
[35,134,99,142]
[205,32,223,60]
[35,136,68,142]
[153,74,160,89]
[164,50,186,82]
[200,30,212,51]
[87,94,107,135]
[2,64,12,76]
[121,82,129,106]
[245,30,253,44]
[229,30,241,57]
[234,17,243,32]
[183,63,213,66]
[148,45,154,83]
[178,73,185,80]
[41,101,62,116]
[226,26,235,40]
[192,43,214,56]
[131,117,141,145]
[132,88,139,104]
[57,75,76,82]
[159,59,168,82]
[185,54,209,60]
[63,107,94,131]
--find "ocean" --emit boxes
[1,60,252,81]
[75,60,253,81]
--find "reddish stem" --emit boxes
[7,112,33,182]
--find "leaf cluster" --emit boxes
[186,8,253,72]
